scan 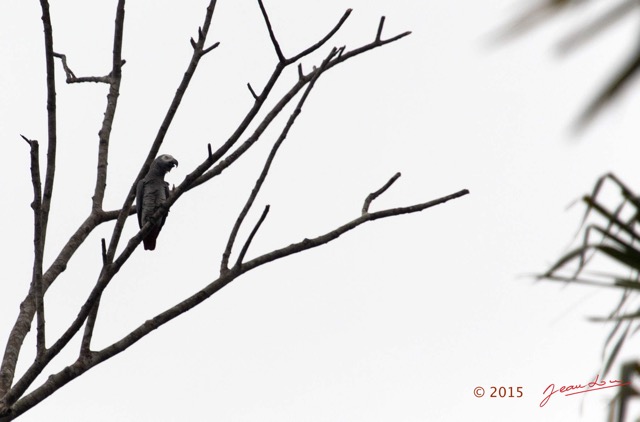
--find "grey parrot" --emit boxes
[136,154,179,250]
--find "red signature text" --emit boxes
[540,374,630,407]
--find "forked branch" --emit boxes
[362,172,402,214]
[221,48,338,272]
[52,53,113,84]
[191,18,412,192]
[0,0,57,400]
[242,189,470,273]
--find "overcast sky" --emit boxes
[2,1,640,421]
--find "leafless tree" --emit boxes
[0,1,468,419]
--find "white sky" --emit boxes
[2,0,640,421]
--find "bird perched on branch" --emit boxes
[136,154,179,250]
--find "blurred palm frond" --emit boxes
[607,362,640,422]
[541,173,640,421]
[541,173,640,359]
[498,0,640,128]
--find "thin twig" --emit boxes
[191,21,220,58]
[362,172,401,214]
[201,41,220,56]
[100,239,107,265]
[247,83,258,100]
[287,9,352,64]
[52,53,111,84]
[376,16,386,42]
[235,205,270,267]
[257,0,285,62]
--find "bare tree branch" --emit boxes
[221,48,337,272]
[185,6,360,195]
[191,24,412,191]
[101,206,136,221]
[0,263,113,412]
[376,16,386,42]
[100,239,107,265]
[362,172,402,214]
[105,0,218,265]
[235,205,270,268]
[20,136,46,358]
[38,0,57,244]
[42,215,103,290]
[0,13,139,359]
[246,82,258,100]
[191,71,307,191]
[4,186,468,420]
[257,0,285,62]
[80,294,102,358]
[242,189,470,273]
[200,41,220,57]
[52,53,112,84]
[1,0,127,408]
[286,9,352,64]
[2,199,185,411]
[77,0,127,361]
[92,0,125,212]
[0,0,57,399]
